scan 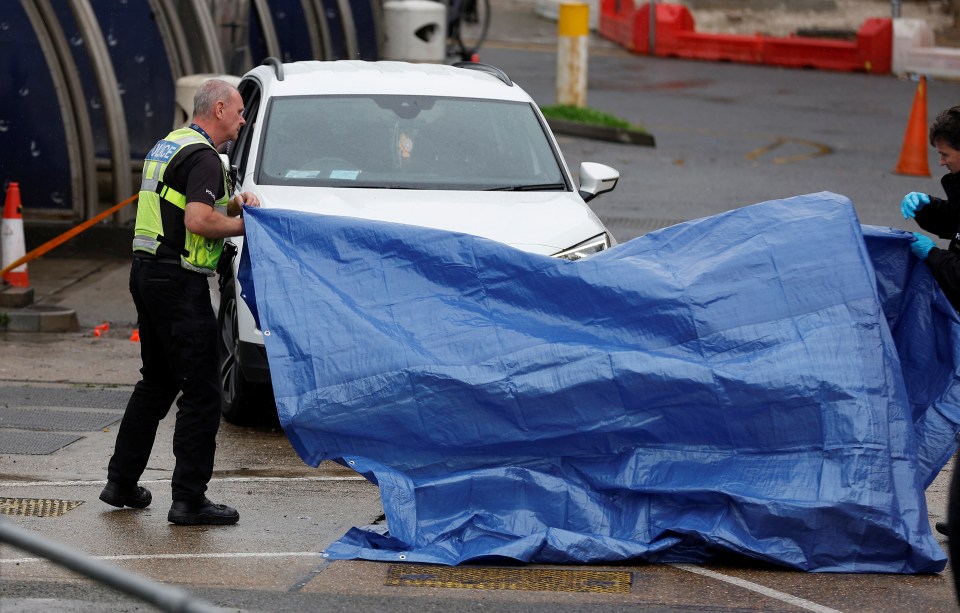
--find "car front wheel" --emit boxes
[217,278,275,425]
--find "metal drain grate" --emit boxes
[0,408,121,432]
[1,497,84,517]
[0,431,82,455]
[0,385,130,410]
[385,564,632,594]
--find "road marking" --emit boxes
[0,552,321,564]
[672,564,844,613]
[0,476,366,488]
[744,137,833,164]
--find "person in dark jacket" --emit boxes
[900,106,960,600]
[901,106,960,310]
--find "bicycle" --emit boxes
[443,0,491,61]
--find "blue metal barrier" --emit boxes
[0,3,77,215]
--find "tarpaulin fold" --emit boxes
[240,192,960,573]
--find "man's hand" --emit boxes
[228,192,260,216]
[237,191,260,207]
[901,192,930,219]
[910,232,935,260]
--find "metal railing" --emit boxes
[0,518,222,613]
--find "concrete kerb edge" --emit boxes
[0,304,79,333]
[546,117,656,146]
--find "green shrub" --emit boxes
[539,104,648,134]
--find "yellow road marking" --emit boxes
[746,137,833,164]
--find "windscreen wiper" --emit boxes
[485,183,566,192]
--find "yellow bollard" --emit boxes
[557,2,589,107]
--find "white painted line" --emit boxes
[672,564,844,613]
[1,552,321,565]
[0,476,365,488]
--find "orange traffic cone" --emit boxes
[129,328,140,342]
[894,76,931,177]
[1,182,29,287]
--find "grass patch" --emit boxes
[539,104,648,134]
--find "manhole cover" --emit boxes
[0,408,121,432]
[1,498,84,517]
[385,564,632,594]
[0,431,82,455]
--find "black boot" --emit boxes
[168,498,239,525]
[99,482,152,509]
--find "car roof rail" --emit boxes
[262,57,284,81]
[452,62,512,87]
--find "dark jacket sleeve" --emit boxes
[914,196,958,240]
[924,247,960,302]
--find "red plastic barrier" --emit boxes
[599,0,637,50]
[630,3,696,55]
[606,2,894,74]
[856,18,893,74]
[762,17,891,73]
[633,4,762,62]
[666,31,763,64]
[762,36,859,71]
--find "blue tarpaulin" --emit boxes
[240,192,960,573]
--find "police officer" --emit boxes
[99,79,259,525]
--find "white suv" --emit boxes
[214,59,620,424]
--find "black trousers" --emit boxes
[107,258,221,503]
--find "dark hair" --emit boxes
[930,106,960,150]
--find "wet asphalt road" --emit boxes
[5,2,960,610]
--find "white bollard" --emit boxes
[556,2,589,107]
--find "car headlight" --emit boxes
[552,233,611,261]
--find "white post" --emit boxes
[557,2,589,107]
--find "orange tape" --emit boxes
[0,194,138,278]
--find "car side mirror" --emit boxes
[577,162,619,203]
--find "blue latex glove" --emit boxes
[901,192,930,219]
[911,232,935,260]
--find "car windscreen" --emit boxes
[254,95,568,191]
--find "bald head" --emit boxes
[190,79,246,147]
[193,79,239,121]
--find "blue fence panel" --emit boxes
[89,1,175,159]
[0,5,74,212]
[349,0,379,59]
[50,4,107,160]
[247,2,270,65]
[317,0,348,59]
[269,0,315,61]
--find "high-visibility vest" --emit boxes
[133,127,229,275]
